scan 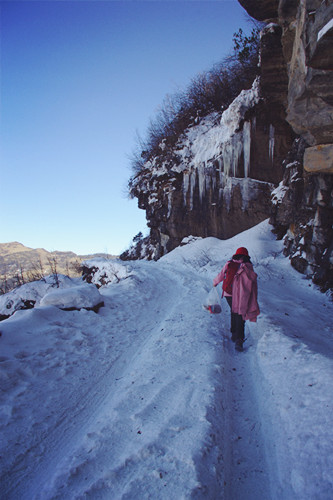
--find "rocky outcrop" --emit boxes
[238,0,279,21]
[128,24,295,259]
[127,0,332,291]
[240,0,333,151]
[285,1,333,147]
[128,90,293,258]
[304,144,333,174]
[240,0,332,291]
[271,138,333,290]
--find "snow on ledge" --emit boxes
[40,284,103,310]
[318,18,333,41]
[271,182,289,205]
[82,258,132,287]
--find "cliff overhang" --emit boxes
[125,0,333,292]
[240,0,333,291]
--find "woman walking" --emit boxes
[213,247,260,351]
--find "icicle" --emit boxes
[211,168,216,192]
[232,134,243,177]
[224,177,233,212]
[223,143,232,177]
[269,124,275,163]
[198,163,206,202]
[222,134,243,178]
[183,172,189,206]
[190,169,196,210]
[217,157,224,187]
[243,121,251,178]
[160,233,170,253]
[167,191,172,217]
[251,116,256,133]
[241,177,250,210]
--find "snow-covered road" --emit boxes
[1,221,332,499]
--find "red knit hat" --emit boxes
[235,247,249,256]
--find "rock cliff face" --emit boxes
[239,0,332,291]
[127,23,294,260]
[128,74,293,259]
[126,0,332,291]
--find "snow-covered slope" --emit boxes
[0,220,332,499]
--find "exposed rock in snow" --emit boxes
[180,235,203,246]
[82,258,132,287]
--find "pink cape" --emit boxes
[232,262,260,322]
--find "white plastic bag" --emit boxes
[203,286,222,314]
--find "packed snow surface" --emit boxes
[1,220,332,499]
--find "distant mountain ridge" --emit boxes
[0,241,115,292]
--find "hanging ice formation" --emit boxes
[222,134,243,178]
[198,163,206,202]
[183,172,189,206]
[182,119,253,209]
[190,169,196,210]
[167,190,173,218]
[181,78,260,210]
[243,121,251,178]
[269,124,275,162]
[183,163,211,209]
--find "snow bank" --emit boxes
[0,275,78,318]
[40,283,103,310]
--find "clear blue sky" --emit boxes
[1,0,251,255]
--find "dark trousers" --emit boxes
[225,296,245,342]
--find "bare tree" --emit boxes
[0,264,9,294]
[47,256,59,287]
[70,259,83,275]
[65,260,71,277]
[13,261,26,287]
[27,257,45,282]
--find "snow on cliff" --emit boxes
[179,77,260,181]
[1,220,332,499]
[132,77,264,213]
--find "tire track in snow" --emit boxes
[42,264,217,499]
[2,264,190,500]
[195,296,271,499]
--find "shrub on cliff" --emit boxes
[129,24,262,175]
